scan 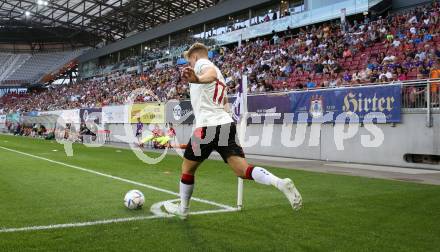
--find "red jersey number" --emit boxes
[213,80,226,105]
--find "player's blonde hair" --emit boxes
[184,43,209,60]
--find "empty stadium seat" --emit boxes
[0,49,86,84]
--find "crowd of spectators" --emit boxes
[0,67,190,112]
[1,2,439,114]
[217,2,440,93]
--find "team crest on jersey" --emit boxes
[309,94,324,118]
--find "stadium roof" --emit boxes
[0,0,220,44]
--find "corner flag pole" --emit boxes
[237,75,248,210]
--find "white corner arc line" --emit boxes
[0,208,239,233]
[150,200,239,218]
[150,200,178,217]
[0,146,235,210]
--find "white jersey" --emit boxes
[190,59,233,128]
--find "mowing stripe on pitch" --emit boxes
[0,208,238,233]
[0,146,236,210]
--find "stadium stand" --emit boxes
[1,1,439,114]
[0,54,31,82]
[0,49,87,85]
[80,38,215,79]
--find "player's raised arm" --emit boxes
[182,66,217,84]
[195,66,218,84]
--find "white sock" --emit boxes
[180,181,194,210]
[251,166,281,188]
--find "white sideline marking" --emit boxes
[0,208,239,233]
[0,146,235,211]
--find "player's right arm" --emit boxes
[182,66,217,84]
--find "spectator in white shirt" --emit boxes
[383,55,396,63]
[392,39,401,47]
[272,34,280,45]
[408,15,417,23]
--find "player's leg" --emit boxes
[164,127,214,219]
[164,158,201,219]
[217,123,302,210]
[225,155,302,210]
[136,133,143,147]
[226,155,280,186]
[164,158,204,219]
[216,123,280,185]
[179,158,200,210]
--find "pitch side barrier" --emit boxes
[166,79,439,127]
[2,78,439,130]
[2,79,438,168]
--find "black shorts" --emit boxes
[184,122,245,163]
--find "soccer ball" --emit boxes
[124,190,145,210]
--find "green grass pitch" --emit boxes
[0,134,439,251]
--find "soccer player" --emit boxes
[135,118,144,147]
[155,123,176,148]
[141,123,162,147]
[164,43,302,219]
